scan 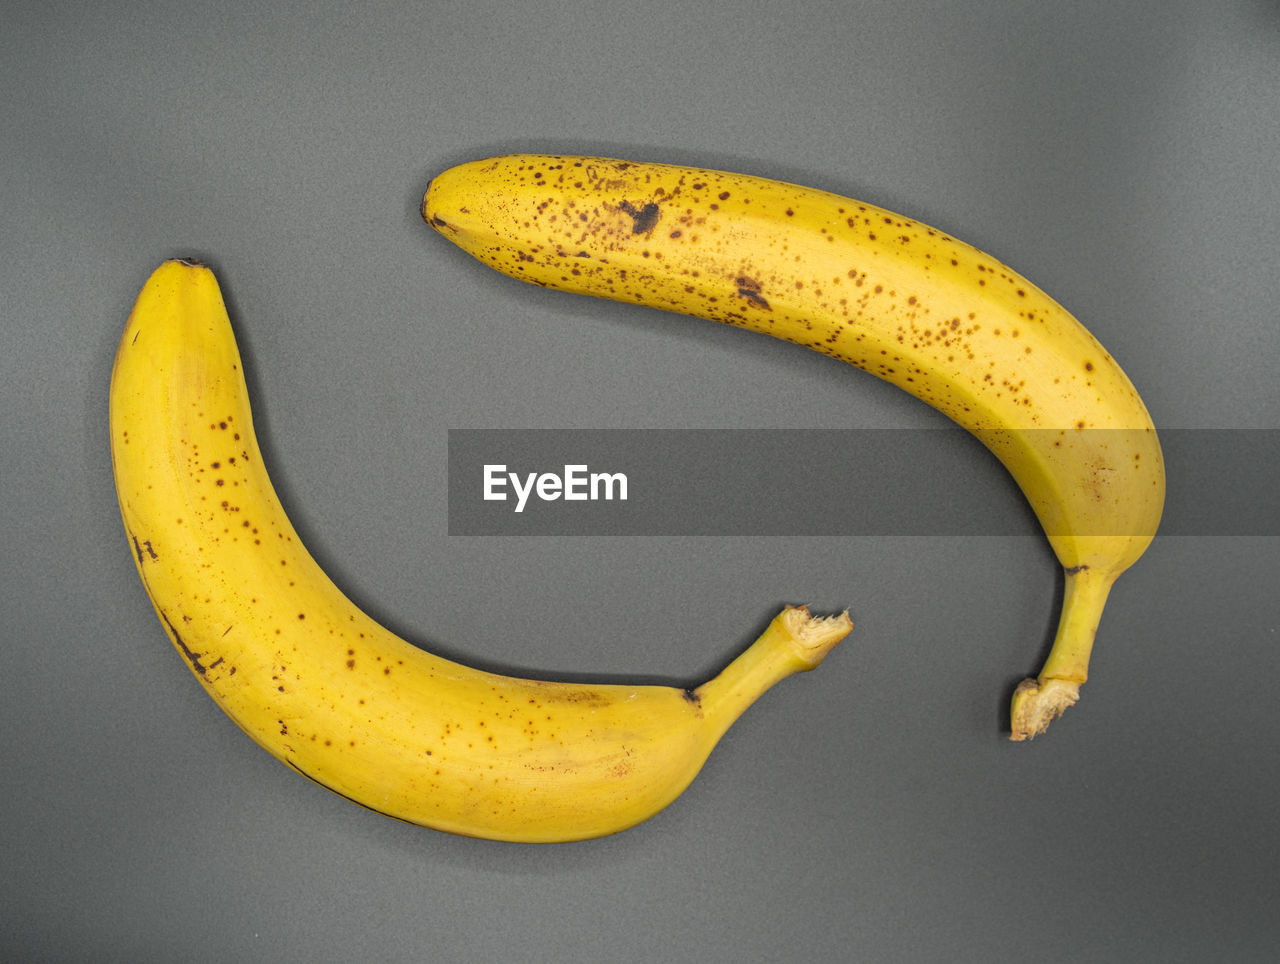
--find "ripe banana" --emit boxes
[109,259,852,842]
[422,154,1166,740]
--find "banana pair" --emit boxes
[109,155,1164,842]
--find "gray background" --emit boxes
[3,0,1277,961]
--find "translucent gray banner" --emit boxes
[447,429,1278,537]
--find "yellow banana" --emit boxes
[109,259,852,842]
[422,154,1165,740]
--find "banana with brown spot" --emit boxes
[422,154,1165,739]
[109,259,852,842]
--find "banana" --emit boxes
[422,154,1165,740]
[109,259,852,842]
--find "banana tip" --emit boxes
[777,605,853,669]
[1009,677,1081,741]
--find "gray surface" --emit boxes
[3,0,1278,961]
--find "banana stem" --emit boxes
[694,606,851,736]
[1010,566,1117,741]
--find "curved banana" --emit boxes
[422,154,1165,740]
[109,259,851,842]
